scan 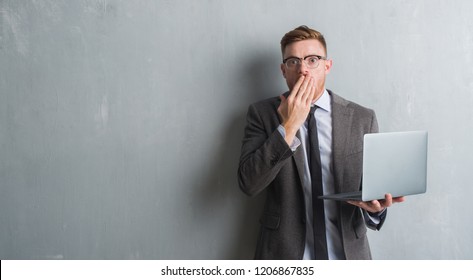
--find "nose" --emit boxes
[298,62,310,75]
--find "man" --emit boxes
[237,25,404,260]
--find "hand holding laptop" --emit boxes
[347,193,405,213]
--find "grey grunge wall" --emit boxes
[1,0,472,259]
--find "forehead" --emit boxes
[283,39,326,58]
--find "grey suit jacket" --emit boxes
[237,90,385,260]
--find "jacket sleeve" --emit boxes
[237,103,295,197]
[361,110,388,230]
[364,209,387,231]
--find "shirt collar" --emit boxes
[313,89,331,112]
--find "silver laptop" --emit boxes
[319,131,428,201]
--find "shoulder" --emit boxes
[245,95,281,120]
[329,89,376,117]
[249,95,281,111]
[244,95,283,130]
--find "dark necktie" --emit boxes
[307,105,328,260]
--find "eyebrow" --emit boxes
[282,54,324,62]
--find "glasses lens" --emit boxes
[285,58,300,69]
[305,56,320,68]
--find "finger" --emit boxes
[277,95,286,114]
[302,77,314,104]
[296,75,311,99]
[312,85,321,103]
[290,75,306,99]
[369,200,382,211]
[383,193,393,208]
[393,196,406,203]
[308,80,316,105]
[354,200,380,212]
[279,94,286,103]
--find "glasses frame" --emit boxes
[282,55,327,69]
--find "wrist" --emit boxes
[281,122,298,137]
[369,208,386,216]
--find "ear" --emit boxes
[324,59,333,74]
[280,63,287,78]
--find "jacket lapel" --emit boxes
[293,130,306,185]
[330,91,354,193]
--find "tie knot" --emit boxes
[307,105,318,122]
[309,105,318,114]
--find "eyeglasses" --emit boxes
[283,55,327,69]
